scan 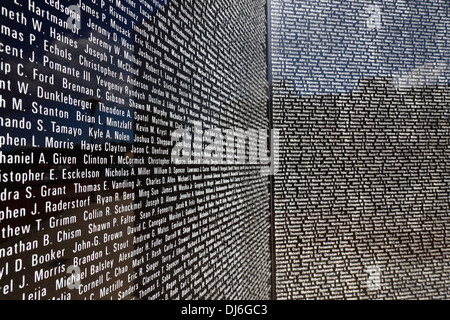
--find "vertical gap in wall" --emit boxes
[266,0,277,301]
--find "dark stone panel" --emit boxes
[0,0,271,300]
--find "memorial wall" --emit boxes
[0,0,448,301]
[272,0,449,299]
[0,0,272,300]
